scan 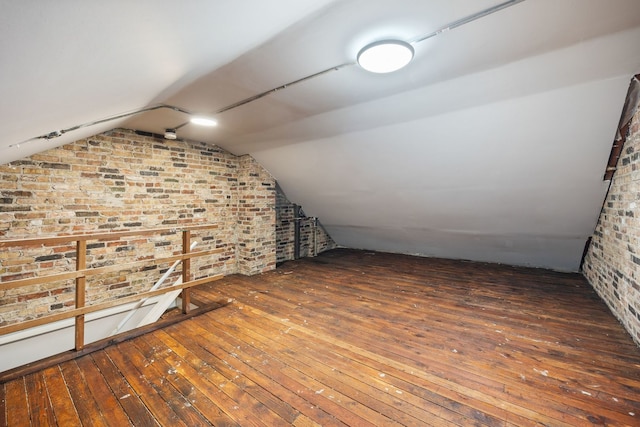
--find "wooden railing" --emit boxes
[0,224,223,351]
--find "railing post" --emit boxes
[0,224,220,343]
[75,240,87,351]
[182,230,191,314]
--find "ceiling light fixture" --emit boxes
[190,116,218,127]
[164,128,177,140]
[357,40,414,74]
[10,1,525,149]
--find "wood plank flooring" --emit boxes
[2,248,640,426]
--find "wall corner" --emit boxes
[234,155,277,275]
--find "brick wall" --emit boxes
[236,155,277,275]
[0,129,275,326]
[276,189,297,262]
[583,108,640,345]
[276,184,336,264]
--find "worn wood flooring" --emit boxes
[2,248,640,426]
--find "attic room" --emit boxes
[1,0,640,425]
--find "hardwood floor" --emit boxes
[1,248,640,426]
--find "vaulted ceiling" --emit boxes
[2,0,640,271]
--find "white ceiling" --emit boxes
[2,0,640,271]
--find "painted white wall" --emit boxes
[0,301,158,372]
[251,75,627,271]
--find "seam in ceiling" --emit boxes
[7,0,527,150]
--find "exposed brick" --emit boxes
[584,107,640,347]
[99,167,119,174]
[2,191,33,197]
[0,206,30,212]
[41,163,70,170]
[34,254,64,262]
[0,128,291,326]
[76,211,99,217]
[18,291,49,302]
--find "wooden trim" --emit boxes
[604,73,640,180]
[604,122,629,180]
[0,271,79,292]
[0,247,224,292]
[0,275,223,336]
[0,223,225,368]
[0,224,218,248]
[0,299,231,384]
[75,240,87,351]
[182,230,191,314]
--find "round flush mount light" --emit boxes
[357,40,414,73]
[190,116,218,127]
[164,129,177,140]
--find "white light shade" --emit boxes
[190,116,218,127]
[357,40,414,73]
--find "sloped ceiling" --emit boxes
[2,0,640,271]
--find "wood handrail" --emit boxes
[0,224,218,248]
[0,275,223,336]
[75,240,87,351]
[0,247,225,292]
[182,230,192,314]
[0,223,223,351]
[0,298,230,384]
